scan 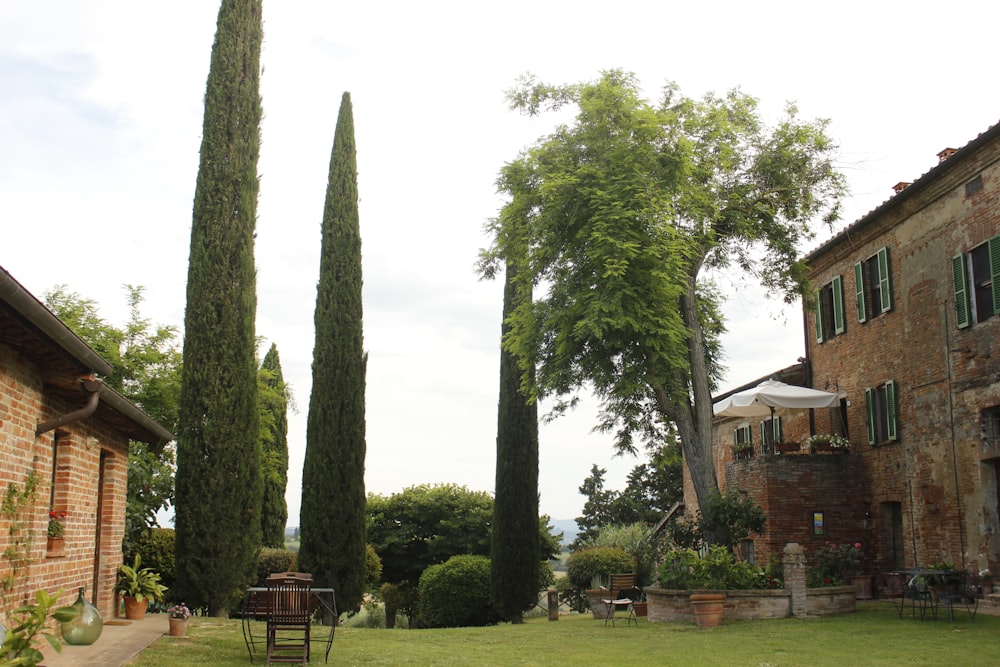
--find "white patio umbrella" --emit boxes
[713,379,840,418]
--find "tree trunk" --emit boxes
[653,274,719,516]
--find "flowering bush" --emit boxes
[47,510,66,538]
[167,603,192,620]
[810,541,863,586]
[804,434,851,450]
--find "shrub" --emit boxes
[658,546,768,590]
[565,546,634,590]
[418,555,500,628]
[583,524,660,587]
[130,528,176,592]
[256,548,298,584]
[809,542,863,586]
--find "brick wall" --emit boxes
[0,343,128,619]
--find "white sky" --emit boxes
[2,1,999,523]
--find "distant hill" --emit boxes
[549,519,579,547]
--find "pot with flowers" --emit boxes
[731,440,754,461]
[167,603,192,637]
[47,510,67,557]
[978,569,993,596]
[805,434,851,454]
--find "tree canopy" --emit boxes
[481,70,845,514]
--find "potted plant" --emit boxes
[731,440,754,461]
[115,555,168,620]
[805,434,851,453]
[166,603,192,637]
[978,569,993,596]
[46,510,66,556]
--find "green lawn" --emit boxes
[125,602,1000,667]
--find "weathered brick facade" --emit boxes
[689,121,1000,580]
[0,267,172,619]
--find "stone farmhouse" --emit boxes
[695,119,1000,582]
[0,266,173,619]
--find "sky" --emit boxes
[3,1,1000,524]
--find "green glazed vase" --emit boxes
[61,587,104,645]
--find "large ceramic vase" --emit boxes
[690,593,726,629]
[61,587,103,645]
[168,617,189,637]
[123,596,149,620]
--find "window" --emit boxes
[953,234,1000,328]
[854,247,893,322]
[815,276,845,342]
[865,380,898,445]
[759,416,782,453]
[733,424,752,447]
[983,406,1000,456]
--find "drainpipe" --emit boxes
[36,378,102,436]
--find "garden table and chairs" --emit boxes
[887,568,978,621]
[240,572,337,663]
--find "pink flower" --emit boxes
[854,542,862,549]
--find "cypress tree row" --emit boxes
[298,92,368,613]
[490,256,540,623]
[259,343,290,548]
[174,0,263,616]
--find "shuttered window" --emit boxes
[816,276,845,342]
[953,234,1000,328]
[854,247,893,323]
[865,380,899,445]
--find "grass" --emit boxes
[125,602,1000,666]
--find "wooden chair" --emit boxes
[601,573,639,627]
[265,574,313,665]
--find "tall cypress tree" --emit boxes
[490,255,540,623]
[298,92,367,613]
[174,0,263,616]
[259,343,289,548]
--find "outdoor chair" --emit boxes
[934,571,979,621]
[265,574,314,665]
[601,573,640,627]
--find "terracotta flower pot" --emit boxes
[168,617,188,637]
[690,593,726,629]
[46,536,65,557]
[123,596,149,620]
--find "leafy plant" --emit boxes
[0,588,79,666]
[582,523,660,588]
[658,546,768,590]
[1,471,40,602]
[809,542,863,586]
[46,511,66,539]
[115,555,168,602]
[565,547,634,590]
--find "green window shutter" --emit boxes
[886,380,899,441]
[854,261,867,323]
[815,289,825,343]
[989,234,1000,316]
[832,276,845,334]
[733,429,739,446]
[759,421,766,444]
[877,246,893,312]
[773,416,782,443]
[743,425,752,444]
[865,388,876,445]
[952,254,971,328]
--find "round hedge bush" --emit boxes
[417,555,500,628]
[566,546,634,590]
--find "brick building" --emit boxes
[0,266,173,619]
[692,120,1000,579]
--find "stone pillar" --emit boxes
[783,542,807,618]
[547,590,559,621]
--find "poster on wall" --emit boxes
[813,511,825,535]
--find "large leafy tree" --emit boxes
[259,343,290,548]
[298,92,368,614]
[481,71,845,516]
[44,286,180,554]
[490,256,540,624]
[175,0,264,616]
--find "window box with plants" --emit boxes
[731,441,754,461]
[805,434,850,454]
